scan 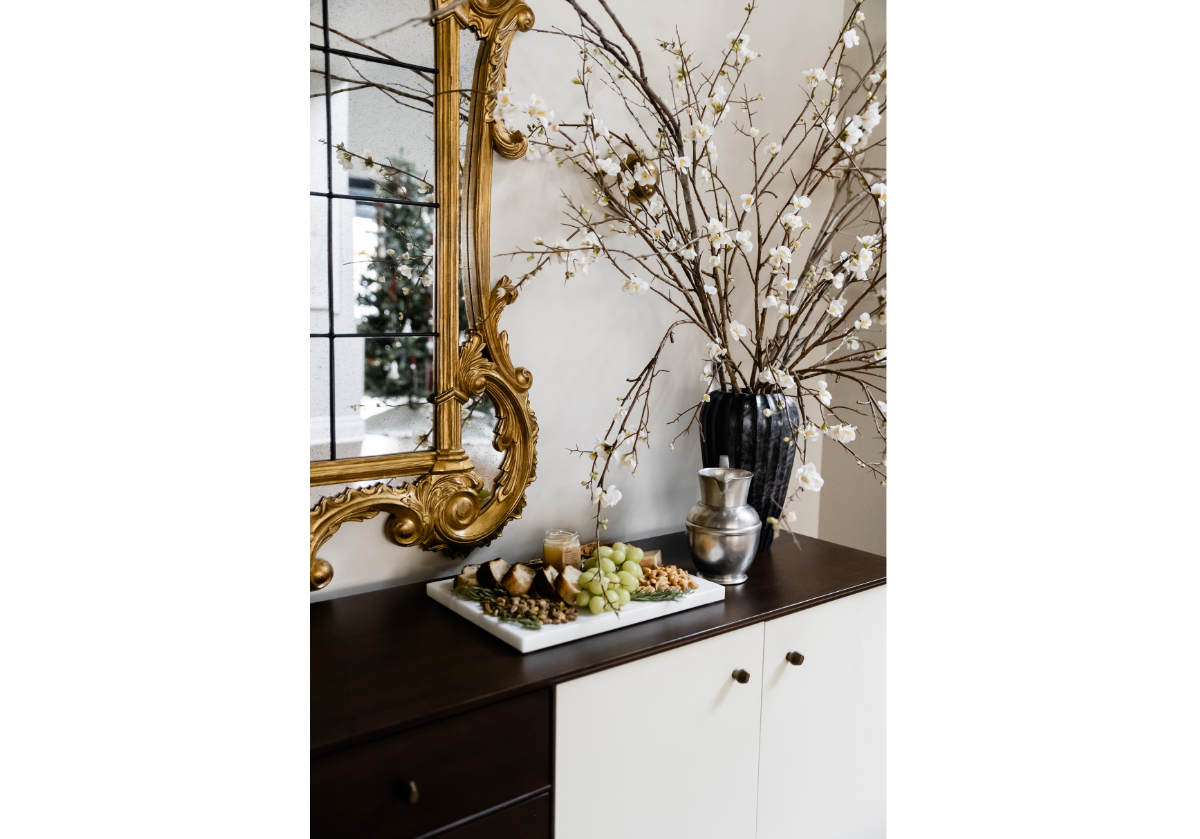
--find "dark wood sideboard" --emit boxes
[311,530,886,839]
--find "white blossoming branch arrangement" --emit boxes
[498,0,886,534]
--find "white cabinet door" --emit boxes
[555,623,765,839]
[757,586,886,839]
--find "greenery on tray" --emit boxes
[631,587,687,602]
[452,583,508,602]
[498,614,543,630]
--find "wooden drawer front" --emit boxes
[438,793,551,839]
[311,690,551,839]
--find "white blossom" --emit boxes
[827,296,846,317]
[398,264,414,279]
[871,181,887,206]
[622,274,651,295]
[876,399,887,416]
[845,335,861,351]
[703,283,718,295]
[812,378,833,406]
[825,423,858,443]
[796,462,824,492]
[674,155,691,172]
[860,101,882,133]
[767,142,781,155]
[782,277,799,292]
[592,483,623,508]
[792,194,813,211]
[681,246,698,260]
[420,273,433,288]
[855,312,873,330]
[620,451,638,471]
[704,341,727,360]
[782,213,803,231]
[855,10,866,23]
[842,29,860,49]
[868,71,883,85]
[801,423,821,441]
[803,67,827,87]
[596,156,621,177]
[710,83,728,111]
[729,319,749,340]
[873,348,887,361]
[757,367,796,390]
[734,229,754,253]
[778,302,799,317]
[707,254,722,270]
[634,165,655,188]
[768,245,793,272]
[748,126,760,138]
[761,293,780,310]
[739,193,756,212]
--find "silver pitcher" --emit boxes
[685,465,762,585]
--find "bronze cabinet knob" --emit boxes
[731,668,751,684]
[402,779,419,805]
[786,651,805,666]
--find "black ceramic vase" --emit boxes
[698,390,801,552]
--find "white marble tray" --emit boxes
[426,573,726,653]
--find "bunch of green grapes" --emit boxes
[576,542,646,615]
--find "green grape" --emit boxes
[579,568,598,584]
[610,549,627,565]
[617,588,631,606]
[626,547,644,564]
[588,596,606,615]
[620,560,643,578]
[586,579,604,596]
[605,573,620,585]
[597,546,614,558]
[617,571,638,591]
[582,557,597,571]
[603,587,621,605]
[598,557,616,574]
[576,591,591,608]
[612,542,627,553]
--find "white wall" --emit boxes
[817,0,886,556]
[312,0,875,601]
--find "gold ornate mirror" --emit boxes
[309,0,537,590]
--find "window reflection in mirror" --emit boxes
[311,0,439,463]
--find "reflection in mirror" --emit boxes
[313,0,437,70]
[326,52,436,199]
[335,337,436,459]
[311,2,440,464]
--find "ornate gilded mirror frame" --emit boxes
[310,0,537,589]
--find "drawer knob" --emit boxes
[403,778,419,805]
[786,651,805,666]
[731,668,751,684]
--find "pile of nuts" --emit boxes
[639,564,699,593]
[481,594,577,625]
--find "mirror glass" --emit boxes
[311,0,439,464]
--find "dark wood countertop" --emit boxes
[311,531,885,755]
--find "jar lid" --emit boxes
[544,528,579,541]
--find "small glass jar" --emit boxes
[543,528,581,572]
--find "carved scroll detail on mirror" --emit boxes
[310,0,537,590]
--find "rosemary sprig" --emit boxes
[631,587,687,602]
[498,614,543,630]
[452,583,507,602]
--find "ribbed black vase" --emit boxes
[698,390,801,552]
